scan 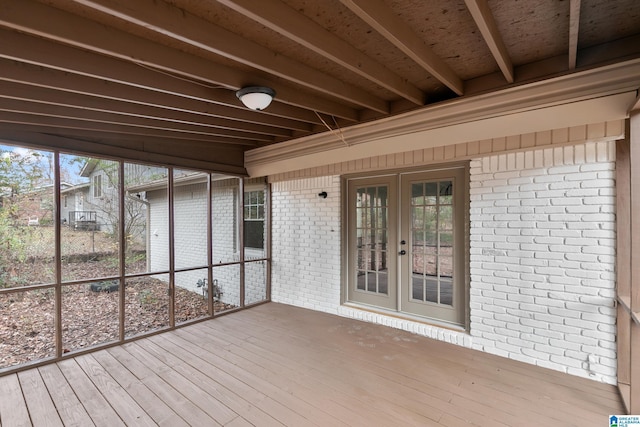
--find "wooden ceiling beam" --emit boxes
[0,98,272,143]
[568,0,582,70]
[68,0,388,114]
[0,59,313,133]
[0,23,342,124]
[339,0,464,96]
[0,0,352,123]
[217,0,424,106]
[0,111,260,146]
[0,124,247,152]
[0,127,248,175]
[464,0,514,83]
[0,81,292,138]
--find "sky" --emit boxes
[1,143,87,186]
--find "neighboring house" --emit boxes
[59,182,91,228]
[137,172,267,307]
[77,158,120,234]
[77,159,163,240]
[79,161,267,305]
[1,182,72,226]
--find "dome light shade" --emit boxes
[236,86,276,111]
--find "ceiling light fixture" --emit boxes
[236,86,276,111]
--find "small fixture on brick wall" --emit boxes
[318,191,328,198]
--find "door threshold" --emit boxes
[341,302,467,333]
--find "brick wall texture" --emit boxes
[270,140,618,385]
[469,141,616,384]
[271,176,342,312]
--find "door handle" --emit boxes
[399,250,406,255]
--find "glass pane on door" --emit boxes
[355,185,389,295]
[410,180,454,306]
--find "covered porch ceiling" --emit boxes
[0,0,639,174]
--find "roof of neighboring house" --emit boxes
[127,172,245,193]
[60,182,90,194]
[79,158,100,178]
[127,171,208,193]
[1,182,75,198]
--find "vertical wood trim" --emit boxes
[632,112,640,312]
[631,318,640,413]
[618,307,631,387]
[207,174,214,316]
[627,321,640,414]
[617,133,632,404]
[118,162,125,340]
[239,179,246,308]
[617,138,631,299]
[53,152,63,358]
[630,112,640,413]
[266,182,272,302]
[168,168,175,327]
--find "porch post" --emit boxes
[630,110,640,414]
[620,109,640,414]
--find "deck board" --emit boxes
[38,363,95,427]
[0,303,624,426]
[17,369,63,427]
[56,359,126,427]
[0,373,32,427]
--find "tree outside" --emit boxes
[0,145,210,370]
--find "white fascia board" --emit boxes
[246,59,640,177]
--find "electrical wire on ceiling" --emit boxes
[132,60,229,90]
[314,111,348,147]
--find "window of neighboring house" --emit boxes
[63,195,68,208]
[244,189,265,250]
[93,174,102,198]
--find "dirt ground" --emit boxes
[0,274,234,368]
[0,228,235,370]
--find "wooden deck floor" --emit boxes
[0,303,623,426]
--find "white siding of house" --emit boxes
[212,185,241,306]
[269,136,619,385]
[148,189,169,284]
[174,182,208,291]
[147,180,267,307]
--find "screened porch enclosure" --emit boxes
[0,144,269,373]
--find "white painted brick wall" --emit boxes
[271,176,342,313]
[469,141,617,384]
[270,140,617,385]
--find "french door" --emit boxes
[347,166,466,326]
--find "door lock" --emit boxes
[399,250,407,255]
